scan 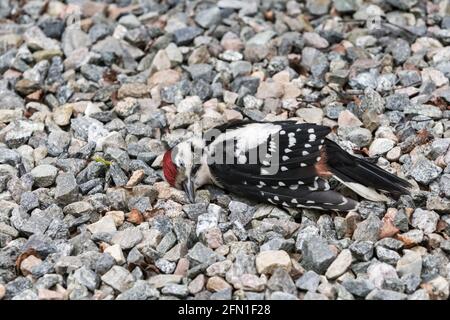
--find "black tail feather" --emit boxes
[325,139,411,198]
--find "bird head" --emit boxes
[162,137,205,203]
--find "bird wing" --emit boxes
[206,121,358,211]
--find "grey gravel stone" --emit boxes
[5,277,33,300]
[101,266,135,293]
[195,7,222,29]
[408,156,442,185]
[353,214,382,242]
[111,228,143,250]
[388,38,411,64]
[63,201,94,217]
[117,280,160,300]
[54,172,79,204]
[349,241,374,261]
[95,253,116,275]
[301,236,337,274]
[375,246,401,265]
[342,278,375,298]
[267,268,296,295]
[161,283,189,298]
[71,266,99,292]
[173,27,203,46]
[307,0,331,15]
[366,289,407,300]
[295,270,321,292]
[31,165,58,188]
[411,209,439,234]
[187,243,224,267]
[396,250,422,278]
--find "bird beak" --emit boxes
[183,178,195,203]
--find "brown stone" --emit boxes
[26,90,43,101]
[126,209,144,225]
[118,84,150,99]
[188,46,210,65]
[256,81,284,99]
[223,109,243,121]
[126,170,145,188]
[239,274,266,292]
[255,250,292,274]
[379,208,400,238]
[20,255,43,276]
[105,211,125,227]
[338,110,363,128]
[82,1,107,17]
[38,288,66,300]
[396,230,424,249]
[206,276,232,292]
[174,258,190,276]
[0,284,5,300]
[221,33,244,52]
[188,274,205,294]
[15,79,40,95]
[344,211,361,238]
[205,227,223,249]
[147,69,181,88]
[107,4,140,21]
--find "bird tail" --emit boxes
[324,139,411,201]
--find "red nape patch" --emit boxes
[162,150,177,187]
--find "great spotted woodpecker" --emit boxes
[162,121,411,211]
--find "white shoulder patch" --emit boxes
[207,123,282,159]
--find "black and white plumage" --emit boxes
[163,120,411,211]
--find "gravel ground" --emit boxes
[0,0,450,301]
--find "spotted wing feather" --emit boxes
[208,121,358,211]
